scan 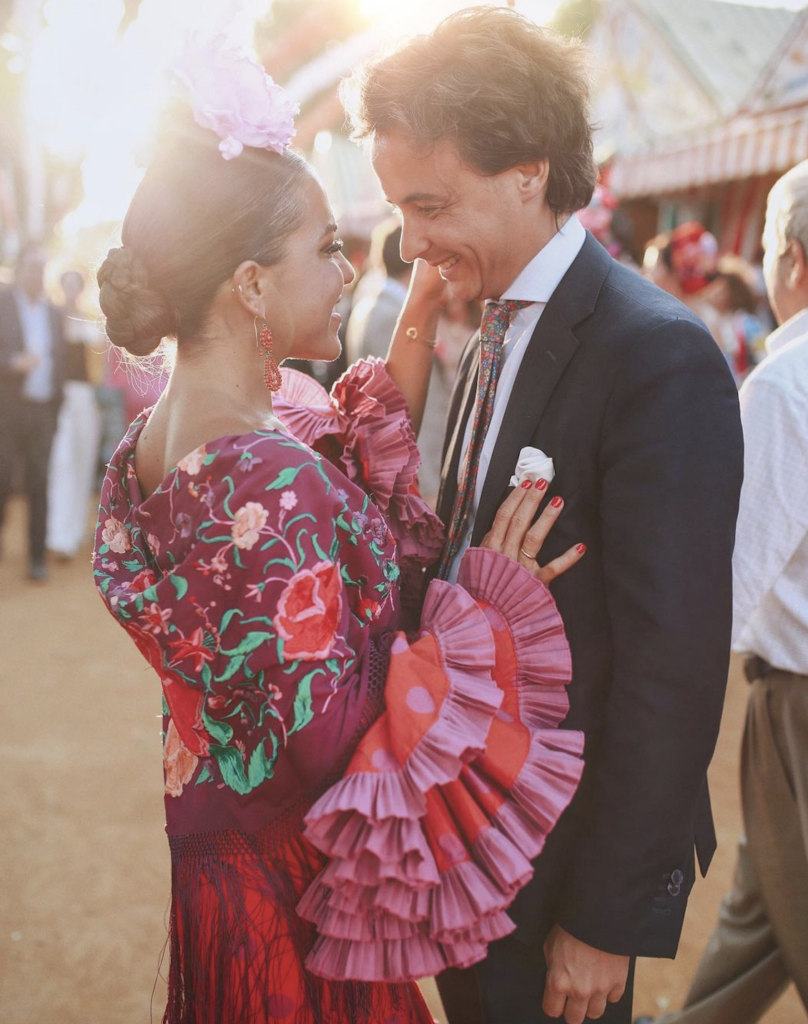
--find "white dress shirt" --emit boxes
[733,306,808,674]
[447,214,586,581]
[14,288,55,402]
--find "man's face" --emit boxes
[371,131,535,302]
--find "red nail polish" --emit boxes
[534,478,548,491]
[520,480,532,489]
[576,543,586,555]
[551,496,563,508]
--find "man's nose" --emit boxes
[399,218,429,264]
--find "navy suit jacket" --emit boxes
[0,286,66,411]
[436,233,743,958]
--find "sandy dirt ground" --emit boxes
[1,495,804,1024]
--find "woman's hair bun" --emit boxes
[97,246,178,356]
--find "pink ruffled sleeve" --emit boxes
[297,547,584,982]
[274,360,444,575]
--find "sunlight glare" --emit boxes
[28,0,273,245]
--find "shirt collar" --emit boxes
[499,214,586,304]
[767,306,808,355]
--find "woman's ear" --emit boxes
[231,261,271,318]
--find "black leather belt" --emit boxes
[744,655,774,683]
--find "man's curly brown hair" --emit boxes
[343,6,598,216]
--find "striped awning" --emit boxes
[609,106,808,198]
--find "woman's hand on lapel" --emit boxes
[481,478,586,586]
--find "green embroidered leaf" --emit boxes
[200,662,212,690]
[215,654,245,683]
[122,558,142,572]
[209,744,251,795]
[247,736,279,788]
[97,543,109,555]
[195,765,212,786]
[265,465,303,491]
[202,710,234,745]
[202,451,218,465]
[141,585,159,602]
[219,608,243,633]
[170,575,188,600]
[220,631,273,657]
[288,670,319,736]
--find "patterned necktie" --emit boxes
[438,299,531,579]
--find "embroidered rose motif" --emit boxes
[231,502,268,550]
[101,517,130,554]
[177,445,206,476]
[124,622,210,755]
[274,560,342,660]
[163,719,199,798]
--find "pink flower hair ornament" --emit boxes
[173,38,298,160]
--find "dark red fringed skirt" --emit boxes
[164,808,435,1024]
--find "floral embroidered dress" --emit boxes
[93,358,584,1024]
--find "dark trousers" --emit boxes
[437,768,636,1024]
[438,939,636,1024]
[0,399,59,564]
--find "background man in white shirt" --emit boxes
[349,8,743,1023]
[639,160,808,1024]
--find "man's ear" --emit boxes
[515,160,550,202]
[787,239,808,288]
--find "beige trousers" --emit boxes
[658,670,808,1024]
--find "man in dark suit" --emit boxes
[347,8,744,1023]
[0,243,66,580]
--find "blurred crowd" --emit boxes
[0,246,161,581]
[0,184,785,583]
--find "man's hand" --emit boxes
[10,352,40,374]
[543,925,629,1023]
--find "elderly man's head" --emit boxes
[763,161,808,325]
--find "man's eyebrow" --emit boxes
[387,193,443,206]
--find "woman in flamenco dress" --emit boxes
[92,45,586,1024]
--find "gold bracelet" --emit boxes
[405,326,437,350]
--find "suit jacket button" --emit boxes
[671,869,684,885]
[667,882,681,897]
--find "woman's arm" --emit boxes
[383,260,449,434]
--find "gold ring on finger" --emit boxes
[520,548,535,560]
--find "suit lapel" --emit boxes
[471,308,579,544]
[469,233,613,545]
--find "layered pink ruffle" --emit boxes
[458,546,574,729]
[298,548,585,982]
[274,360,444,573]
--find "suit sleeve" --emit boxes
[556,317,744,957]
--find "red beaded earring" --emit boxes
[255,317,282,392]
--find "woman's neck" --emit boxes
[167,331,277,431]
